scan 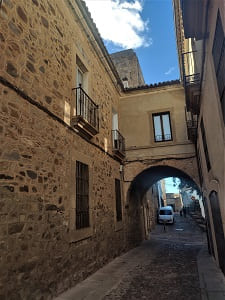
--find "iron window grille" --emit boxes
[196,147,203,186]
[200,119,211,172]
[152,112,172,142]
[76,161,90,229]
[115,179,122,222]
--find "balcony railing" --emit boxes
[112,130,125,158]
[71,86,99,138]
[186,110,198,142]
[155,134,172,142]
[184,73,201,86]
[182,51,202,114]
[187,120,198,128]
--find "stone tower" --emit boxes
[110,49,145,88]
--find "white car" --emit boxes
[158,206,175,224]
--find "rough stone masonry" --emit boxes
[0,0,138,299]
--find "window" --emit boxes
[200,119,211,172]
[76,55,88,89]
[77,67,84,87]
[196,147,203,186]
[212,11,224,74]
[112,109,118,131]
[212,10,225,122]
[152,112,172,142]
[122,77,129,88]
[115,179,122,222]
[76,161,89,229]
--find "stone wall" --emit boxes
[0,84,127,299]
[0,0,129,299]
[0,0,200,299]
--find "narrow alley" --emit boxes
[1,1,225,299]
[55,215,225,300]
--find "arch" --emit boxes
[208,179,220,197]
[128,165,200,203]
[209,190,225,274]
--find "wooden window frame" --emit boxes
[152,112,173,142]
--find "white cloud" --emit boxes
[84,0,151,49]
[165,66,175,75]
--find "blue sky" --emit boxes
[164,177,179,193]
[84,0,180,84]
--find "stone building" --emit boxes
[173,0,225,274]
[0,0,162,298]
[0,0,129,298]
[110,49,145,88]
[158,179,167,207]
[166,193,183,212]
[0,0,209,299]
[141,183,159,240]
[119,80,199,240]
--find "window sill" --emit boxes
[115,220,123,232]
[68,226,93,243]
[153,140,174,146]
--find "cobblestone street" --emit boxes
[56,214,208,300]
[103,215,205,300]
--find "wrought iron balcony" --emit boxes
[112,130,125,159]
[187,120,198,128]
[184,73,201,86]
[186,110,198,142]
[71,86,99,139]
[182,51,202,115]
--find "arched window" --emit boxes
[209,191,225,274]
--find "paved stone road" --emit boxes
[103,214,206,300]
[56,214,207,300]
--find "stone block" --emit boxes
[8,223,24,235]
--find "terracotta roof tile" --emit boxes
[124,79,181,91]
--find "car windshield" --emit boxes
[159,210,172,215]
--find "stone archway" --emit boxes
[124,157,200,204]
[123,158,200,248]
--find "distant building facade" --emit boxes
[157,179,167,207]
[110,49,145,88]
[166,193,183,212]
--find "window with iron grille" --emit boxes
[212,10,225,122]
[115,179,122,222]
[152,112,172,142]
[200,119,211,172]
[197,147,203,186]
[76,161,90,229]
